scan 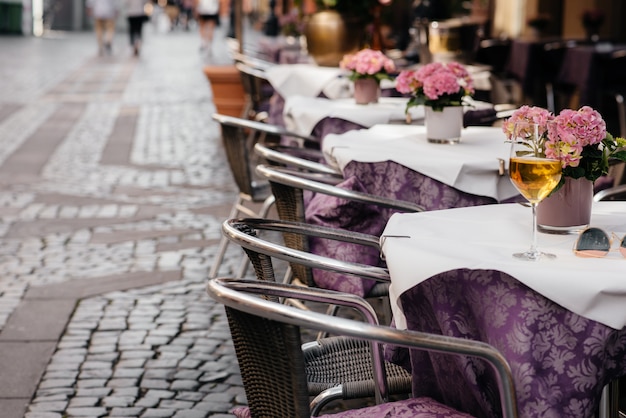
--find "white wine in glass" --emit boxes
[509,122,562,260]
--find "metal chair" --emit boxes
[255,164,424,299]
[221,217,413,414]
[207,277,519,418]
[208,113,276,279]
[234,61,274,122]
[211,113,333,173]
[473,38,520,106]
[542,40,579,113]
[594,184,626,201]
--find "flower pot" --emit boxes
[425,106,463,144]
[353,78,380,105]
[537,177,594,234]
[304,10,363,67]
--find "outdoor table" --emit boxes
[304,125,520,297]
[283,96,424,139]
[322,124,518,209]
[380,202,626,418]
[558,43,626,107]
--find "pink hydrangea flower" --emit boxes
[545,106,607,168]
[502,104,624,184]
[340,49,395,81]
[501,105,553,141]
[394,61,474,110]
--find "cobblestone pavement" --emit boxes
[0,20,258,418]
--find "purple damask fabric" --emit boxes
[342,160,498,213]
[311,117,366,140]
[385,269,626,418]
[305,176,385,297]
[233,396,475,417]
[303,162,502,298]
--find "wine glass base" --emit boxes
[513,251,557,261]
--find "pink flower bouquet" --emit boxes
[340,48,396,83]
[395,62,474,111]
[502,105,626,188]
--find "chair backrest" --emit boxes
[254,142,341,176]
[207,277,519,418]
[213,113,321,150]
[222,218,389,289]
[542,40,578,82]
[474,38,512,75]
[255,164,424,284]
[213,113,264,199]
[594,184,626,201]
[235,62,274,121]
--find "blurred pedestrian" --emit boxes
[194,0,220,53]
[125,0,149,56]
[87,0,118,56]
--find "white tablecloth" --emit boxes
[264,64,352,99]
[283,96,425,135]
[322,124,518,201]
[381,202,626,330]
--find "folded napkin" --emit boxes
[265,64,351,99]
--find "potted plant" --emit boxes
[395,62,474,143]
[502,105,626,231]
[339,48,395,104]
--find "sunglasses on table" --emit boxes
[573,227,626,258]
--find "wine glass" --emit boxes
[509,122,562,260]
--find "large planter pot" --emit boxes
[425,106,463,144]
[304,10,363,67]
[353,78,380,105]
[537,177,594,234]
[203,65,246,118]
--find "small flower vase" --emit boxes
[425,106,463,144]
[537,177,594,234]
[353,78,380,105]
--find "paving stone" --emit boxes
[27,401,68,412]
[64,406,108,417]
[109,407,146,416]
[140,409,176,418]
[68,397,99,407]
[172,410,209,418]
[140,379,170,390]
[0,26,264,418]
[158,400,195,410]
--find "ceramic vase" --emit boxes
[425,106,463,144]
[353,78,380,105]
[537,177,594,233]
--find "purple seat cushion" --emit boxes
[305,176,385,297]
[233,396,475,417]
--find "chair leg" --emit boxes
[208,196,246,279]
[232,195,276,279]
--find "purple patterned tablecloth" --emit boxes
[304,161,512,297]
[384,269,626,418]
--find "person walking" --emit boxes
[125,0,149,56]
[194,0,220,53]
[87,0,118,56]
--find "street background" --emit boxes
[0,16,256,418]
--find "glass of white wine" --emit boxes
[509,122,562,260]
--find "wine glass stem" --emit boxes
[530,202,538,255]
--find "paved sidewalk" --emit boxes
[0,20,256,418]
